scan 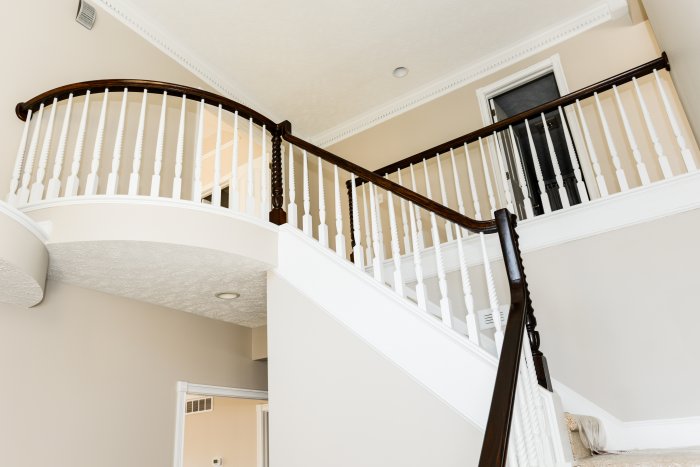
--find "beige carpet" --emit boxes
[575,447,700,466]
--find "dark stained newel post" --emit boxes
[269,121,291,225]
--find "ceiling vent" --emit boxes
[76,0,97,30]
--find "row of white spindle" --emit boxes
[388,69,695,225]
[7,89,273,219]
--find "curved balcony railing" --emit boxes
[9,78,562,466]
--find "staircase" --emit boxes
[3,53,700,466]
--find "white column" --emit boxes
[317,157,329,247]
[30,98,58,203]
[558,107,589,202]
[408,200,427,311]
[17,103,45,205]
[229,111,240,210]
[47,94,75,200]
[396,170,411,254]
[654,69,697,172]
[149,91,168,198]
[287,142,297,227]
[575,99,608,196]
[613,85,650,185]
[246,118,256,214]
[409,163,425,249]
[302,150,313,236]
[333,165,346,258]
[350,173,364,269]
[508,126,535,218]
[525,119,552,214]
[449,149,467,216]
[106,89,128,196]
[492,131,516,213]
[478,137,497,216]
[65,91,91,197]
[368,183,383,282]
[481,233,503,351]
[386,187,404,297]
[172,94,187,200]
[541,112,570,208]
[594,92,629,191]
[361,183,373,265]
[436,153,454,241]
[128,90,149,196]
[85,89,110,196]
[191,99,205,202]
[634,77,672,179]
[212,104,223,206]
[455,226,479,344]
[7,109,32,204]
[464,142,483,220]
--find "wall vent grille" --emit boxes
[76,0,97,30]
[186,397,213,414]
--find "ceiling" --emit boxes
[95,0,622,140]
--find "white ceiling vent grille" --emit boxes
[186,397,213,414]
[76,0,97,30]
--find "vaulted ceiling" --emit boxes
[94,0,627,142]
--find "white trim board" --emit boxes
[173,382,268,467]
[312,0,629,147]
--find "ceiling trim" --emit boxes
[311,0,629,148]
[91,0,283,123]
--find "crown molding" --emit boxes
[311,0,629,148]
[91,0,283,123]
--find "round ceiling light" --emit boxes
[392,66,409,78]
[215,292,240,300]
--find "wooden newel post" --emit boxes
[269,120,291,225]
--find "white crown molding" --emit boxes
[311,0,629,148]
[91,0,283,123]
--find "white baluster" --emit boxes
[594,92,629,191]
[613,85,650,185]
[47,95,74,200]
[541,112,571,208]
[172,94,186,200]
[525,119,552,214]
[246,118,256,214]
[634,77,672,179]
[151,91,168,198]
[361,183,373,265]
[423,163,452,327]
[65,92,91,197]
[408,200,427,311]
[508,126,535,218]
[455,226,479,345]
[396,170,412,254]
[191,99,205,202]
[260,125,268,216]
[519,343,551,465]
[85,89,110,196]
[228,111,240,209]
[409,164,425,249]
[374,184,385,261]
[478,137,497,216]
[436,154,454,241]
[317,157,329,247]
[350,174,364,268]
[492,132,516,213]
[481,233,503,350]
[575,99,608,196]
[8,109,33,204]
[511,388,533,467]
[386,186,404,297]
[211,104,223,206]
[17,103,45,205]
[449,149,467,216]
[368,183,383,282]
[302,150,312,236]
[558,107,589,202]
[106,89,128,196]
[333,165,346,258]
[30,98,58,203]
[286,142,297,227]
[654,69,697,172]
[464,143,483,220]
[128,90,149,196]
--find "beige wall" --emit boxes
[0,281,267,467]
[643,0,700,142]
[267,273,484,467]
[252,325,268,360]
[184,396,265,467]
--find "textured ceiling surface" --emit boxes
[0,260,44,307]
[99,0,604,136]
[48,241,269,327]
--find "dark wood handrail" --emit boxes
[282,131,498,234]
[371,53,670,178]
[478,209,532,467]
[15,79,279,130]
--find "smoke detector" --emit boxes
[76,0,97,30]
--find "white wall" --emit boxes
[0,281,267,467]
[267,272,484,467]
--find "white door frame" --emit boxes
[173,381,268,467]
[475,54,600,204]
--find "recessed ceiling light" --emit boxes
[215,292,240,300]
[392,67,409,78]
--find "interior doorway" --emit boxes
[174,382,269,467]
